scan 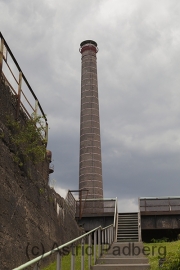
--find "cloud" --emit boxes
[1,0,180,212]
[54,185,68,199]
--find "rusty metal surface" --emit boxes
[67,189,89,219]
[76,199,116,218]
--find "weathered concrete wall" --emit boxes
[141,214,180,230]
[0,81,81,270]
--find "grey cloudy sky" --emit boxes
[1,0,180,211]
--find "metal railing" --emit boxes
[138,198,142,241]
[65,190,77,218]
[13,224,114,270]
[113,197,118,242]
[76,198,117,217]
[139,196,180,212]
[0,32,48,142]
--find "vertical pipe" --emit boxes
[56,252,61,270]
[81,238,84,270]
[88,234,91,269]
[94,230,97,264]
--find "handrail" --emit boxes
[139,196,180,199]
[80,198,116,201]
[113,197,118,228]
[0,32,44,114]
[13,224,114,270]
[13,196,119,270]
[113,197,118,242]
[101,224,113,231]
[0,32,48,141]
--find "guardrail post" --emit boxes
[81,238,84,270]
[109,227,111,244]
[138,211,142,242]
[107,229,108,245]
[16,71,22,119]
[45,122,48,145]
[101,230,104,255]
[0,37,3,77]
[110,227,112,244]
[56,252,61,270]
[88,234,91,269]
[94,230,97,264]
[71,245,75,270]
[111,226,113,244]
[33,264,39,270]
[12,225,117,270]
[34,99,38,119]
[98,228,101,258]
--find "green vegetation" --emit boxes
[150,237,169,243]
[43,241,180,269]
[145,240,180,269]
[43,245,100,270]
[6,115,47,166]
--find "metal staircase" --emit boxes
[117,212,139,242]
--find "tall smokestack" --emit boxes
[79,40,103,199]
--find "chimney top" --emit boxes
[80,40,97,47]
[80,40,98,54]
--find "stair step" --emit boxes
[117,212,139,243]
[97,258,149,264]
[118,233,138,235]
[110,242,145,247]
[118,217,138,219]
[117,237,138,239]
[117,234,138,236]
[118,230,138,232]
[117,237,139,239]
[92,264,150,269]
[118,226,138,228]
[118,229,138,230]
[118,223,138,225]
[92,241,150,269]
[118,227,138,229]
[118,220,138,222]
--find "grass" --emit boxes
[145,240,180,269]
[42,241,180,269]
[43,244,104,270]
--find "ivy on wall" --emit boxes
[6,115,47,166]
